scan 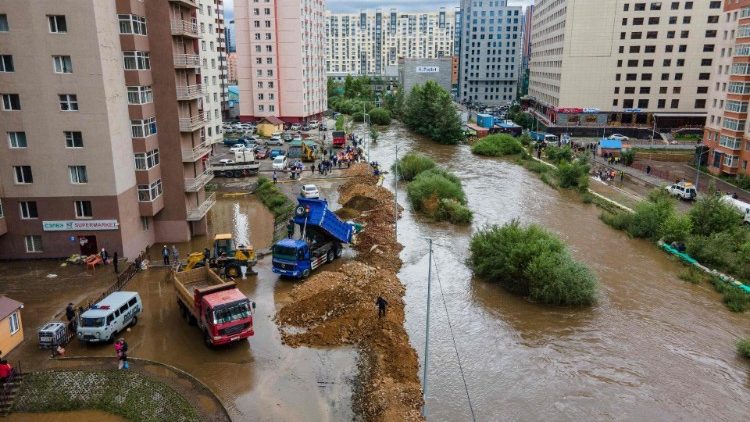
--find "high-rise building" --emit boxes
[226,20,235,53]
[522,4,533,69]
[325,8,456,77]
[458,0,522,106]
[0,0,218,259]
[197,0,228,144]
[528,0,721,128]
[235,0,326,123]
[227,52,238,85]
[703,1,750,176]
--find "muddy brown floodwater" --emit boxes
[363,122,750,421]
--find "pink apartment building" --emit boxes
[235,0,327,123]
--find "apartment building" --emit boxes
[236,0,327,123]
[522,4,533,69]
[325,8,456,77]
[0,0,217,259]
[458,0,523,106]
[703,0,750,176]
[528,0,722,128]
[197,0,228,144]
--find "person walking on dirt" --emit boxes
[172,245,179,265]
[273,171,278,184]
[113,251,119,274]
[162,245,170,266]
[376,295,388,318]
[287,219,295,239]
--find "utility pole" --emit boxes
[394,144,398,237]
[363,103,369,161]
[422,238,433,418]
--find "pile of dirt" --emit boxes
[276,163,424,421]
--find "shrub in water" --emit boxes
[467,221,598,305]
[368,107,392,125]
[470,134,524,156]
[407,170,466,215]
[436,198,473,224]
[737,338,750,358]
[392,152,436,181]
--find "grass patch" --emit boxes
[255,176,295,218]
[709,276,749,313]
[737,338,750,358]
[678,267,707,284]
[467,220,598,306]
[392,152,436,181]
[13,370,199,422]
[471,134,525,157]
[581,193,594,204]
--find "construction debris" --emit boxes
[276,163,423,421]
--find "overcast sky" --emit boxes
[225,0,533,19]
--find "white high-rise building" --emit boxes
[325,8,456,77]
[458,0,522,106]
[235,0,327,122]
[197,0,227,144]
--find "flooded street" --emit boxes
[364,123,750,421]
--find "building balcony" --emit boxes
[721,163,739,175]
[174,54,201,68]
[182,141,211,161]
[138,195,165,217]
[186,192,216,221]
[176,84,204,100]
[185,170,214,192]
[168,0,197,8]
[171,20,200,38]
[178,113,207,132]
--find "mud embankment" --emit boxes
[275,164,423,421]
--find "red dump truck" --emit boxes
[173,267,255,347]
[332,130,346,147]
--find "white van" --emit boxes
[720,194,750,224]
[272,155,288,170]
[77,291,143,343]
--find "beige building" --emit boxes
[235,0,327,123]
[0,0,218,259]
[528,0,723,127]
[197,0,228,144]
[227,52,238,84]
[325,8,456,77]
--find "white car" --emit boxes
[308,121,319,129]
[229,145,247,153]
[609,133,630,141]
[665,182,697,201]
[272,155,288,170]
[300,184,320,199]
[290,124,301,131]
[218,158,234,165]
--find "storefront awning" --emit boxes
[652,113,706,118]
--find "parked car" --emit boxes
[223,138,246,147]
[608,133,630,141]
[665,182,697,201]
[309,121,319,129]
[301,124,311,131]
[300,184,320,199]
[229,144,248,153]
[269,148,285,159]
[255,148,269,159]
[290,124,301,131]
[266,136,283,146]
[272,155,288,170]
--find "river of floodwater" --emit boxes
[364,123,750,421]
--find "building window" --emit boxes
[127,86,153,104]
[8,132,27,148]
[13,165,32,183]
[52,55,73,73]
[65,131,83,148]
[118,14,147,35]
[47,15,67,33]
[0,55,13,72]
[131,117,157,138]
[1,94,21,110]
[19,201,38,219]
[59,94,79,111]
[74,200,92,218]
[123,52,150,70]
[0,14,8,32]
[68,165,88,184]
[657,99,666,108]
[137,179,163,202]
[8,311,19,333]
[637,99,649,108]
[24,235,42,253]
[134,149,160,170]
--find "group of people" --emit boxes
[594,167,623,183]
[114,338,129,370]
[97,248,120,273]
[161,245,180,266]
[603,152,621,165]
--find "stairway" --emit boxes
[0,371,24,417]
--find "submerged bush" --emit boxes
[406,167,471,223]
[436,198,473,224]
[392,152,436,181]
[737,338,750,358]
[467,220,598,306]
[471,134,524,156]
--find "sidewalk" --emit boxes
[634,159,750,203]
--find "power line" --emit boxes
[431,254,477,422]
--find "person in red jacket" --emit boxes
[0,359,13,382]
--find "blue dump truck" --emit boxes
[271,197,355,278]
[529,131,558,143]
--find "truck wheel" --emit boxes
[233,170,242,178]
[226,265,241,279]
[204,331,214,348]
[327,250,334,263]
[335,247,343,258]
[302,269,310,278]
[130,316,138,327]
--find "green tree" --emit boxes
[689,194,743,236]
[368,107,391,125]
[660,213,693,243]
[328,78,342,98]
[403,81,463,144]
[369,126,380,143]
[344,75,355,99]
